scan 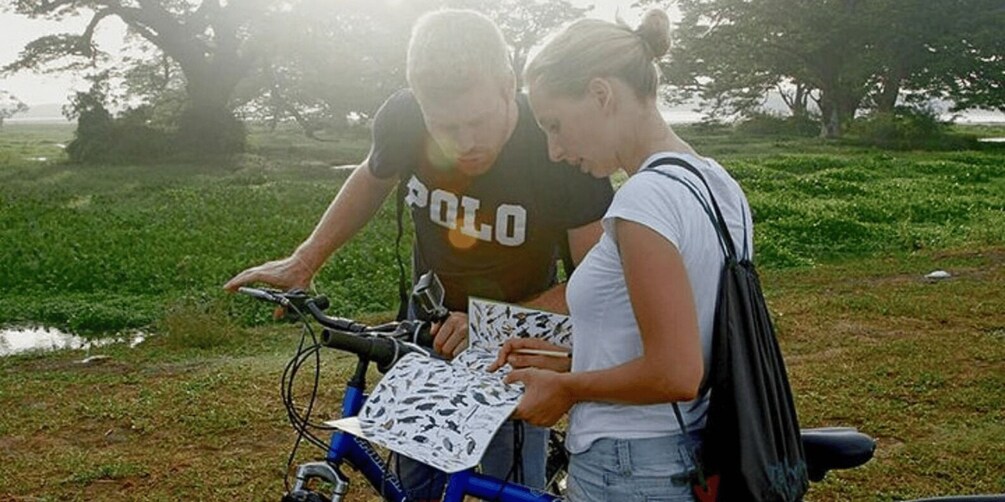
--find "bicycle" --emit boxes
[239,279,884,502]
[239,281,565,502]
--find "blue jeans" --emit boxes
[394,420,548,499]
[566,432,702,502]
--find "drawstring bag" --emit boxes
[645,156,808,502]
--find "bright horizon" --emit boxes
[0,0,656,108]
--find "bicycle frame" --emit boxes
[299,344,561,502]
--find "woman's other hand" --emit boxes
[505,368,575,427]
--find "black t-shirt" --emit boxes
[368,89,614,311]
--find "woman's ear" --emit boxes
[587,77,614,112]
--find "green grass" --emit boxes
[2,123,1004,333]
[1,248,1001,500]
[0,125,405,333]
[1,123,1003,500]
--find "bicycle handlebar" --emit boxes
[238,286,436,372]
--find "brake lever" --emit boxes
[237,286,283,303]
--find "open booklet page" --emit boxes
[326,298,571,473]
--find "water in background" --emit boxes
[0,326,146,357]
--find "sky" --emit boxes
[0,0,660,107]
[0,12,125,106]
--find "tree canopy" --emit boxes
[3,0,591,154]
[243,0,590,137]
[3,0,284,154]
[450,0,590,88]
[657,0,1005,137]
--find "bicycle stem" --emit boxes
[291,461,349,501]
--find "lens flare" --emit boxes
[447,218,478,250]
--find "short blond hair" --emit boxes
[407,9,514,102]
[525,9,671,100]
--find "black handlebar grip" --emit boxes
[414,322,435,348]
[321,330,398,369]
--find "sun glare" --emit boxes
[447,219,479,251]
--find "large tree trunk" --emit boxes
[818,88,843,138]
[819,104,842,139]
[116,1,255,155]
[791,84,808,118]
[780,82,810,118]
[875,71,902,113]
[176,68,246,154]
[817,77,866,139]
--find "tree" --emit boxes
[243,0,591,139]
[3,0,285,154]
[450,0,592,87]
[663,0,879,137]
[240,0,423,138]
[0,91,30,129]
[658,0,1005,138]
[903,3,1005,113]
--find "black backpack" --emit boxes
[643,156,808,502]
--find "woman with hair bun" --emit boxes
[490,9,755,500]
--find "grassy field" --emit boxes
[1,123,1003,500]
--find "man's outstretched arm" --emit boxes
[224,161,398,291]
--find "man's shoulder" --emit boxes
[375,88,423,124]
[368,89,428,179]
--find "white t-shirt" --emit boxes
[565,152,754,454]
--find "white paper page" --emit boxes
[356,353,522,473]
[467,297,573,352]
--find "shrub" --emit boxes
[735,112,820,137]
[64,77,175,163]
[64,73,243,163]
[159,296,242,350]
[852,106,978,151]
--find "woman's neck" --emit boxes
[617,104,697,176]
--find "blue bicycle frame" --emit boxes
[300,353,561,502]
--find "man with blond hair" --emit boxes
[226,9,612,498]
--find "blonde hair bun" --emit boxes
[635,9,671,60]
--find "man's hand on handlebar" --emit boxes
[224,255,315,292]
[224,255,316,318]
[237,286,434,373]
[430,312,468,359]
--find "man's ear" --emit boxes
[587,77,613,112]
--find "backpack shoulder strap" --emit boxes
[641,156,739,263]
[641,156,736,404]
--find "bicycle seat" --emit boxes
[802,427,876,481]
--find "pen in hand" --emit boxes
[513,348,571,359]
